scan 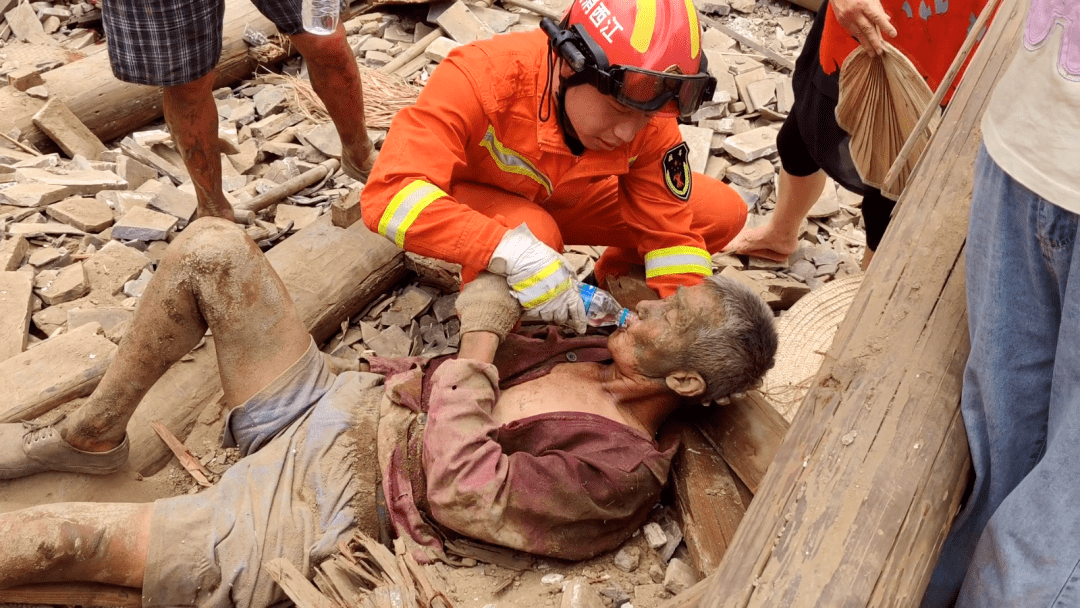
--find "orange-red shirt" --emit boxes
[819,0,988,96]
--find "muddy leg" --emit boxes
[0,502,152,588]
[59,218,311,452]
[289,27,375,177]
[163,72,235,221]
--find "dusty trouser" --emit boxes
[0,218,378,603]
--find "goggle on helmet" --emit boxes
[541,0,716,118]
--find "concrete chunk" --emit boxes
[424,36,462,63]
[0,236,29,270]
[84,240,151,296]
[726,158,776,188]
[274,204,322,232]
[32,98,109,161]
[111,206,178,242]
[0,270,33,362]
[145,181,197,224]
[46,197,115,232]
[115,155,158,190]
[0,182,78,207]
[663,558,700,595]
[381,285,435,327]
[35,261,90,306]
[677,125,713,174]
[722,126,778,162]
[436,1,494,44]
[0,322,118,424]
[15,168,128,196]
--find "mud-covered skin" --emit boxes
[0,503,151,589]
[58,218,310,454]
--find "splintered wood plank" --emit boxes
[693,391,790,494]
[667,420,748,578]
[672,2,1027,607]
[0,322,116,423]
[32,97,108,160]
[0,582,141,607]
[265,558,338,608]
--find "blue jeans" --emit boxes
[922,145,1080,606]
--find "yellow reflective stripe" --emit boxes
[631,0,656,53]
[511,259,562,292]
[520,276,572,308]
[377,180,447,248]
[479,125,553,195]
[684,0,700,59]
[644,246,711,278]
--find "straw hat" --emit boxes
[835,42,939,200]
[762,273,864,421]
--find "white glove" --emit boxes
[488,224,587,334]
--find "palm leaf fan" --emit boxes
[835,42,940,200]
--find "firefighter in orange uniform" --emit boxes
[361,0,747,331]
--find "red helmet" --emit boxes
[566,0,705,78]
[542,0,715,117]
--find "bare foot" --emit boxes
[722,222,797,263]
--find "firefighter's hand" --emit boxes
[487,224,587,334]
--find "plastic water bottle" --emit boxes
[302,0,339,35]
[578,282,631,328]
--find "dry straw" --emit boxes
[266,64,422,130]
[835,42,939,200]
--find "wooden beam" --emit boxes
[0,582,140,607]
[693,391,790,494]
[662,0,1026,605]
[667,420,748,578]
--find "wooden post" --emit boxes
[667,0,1027,605]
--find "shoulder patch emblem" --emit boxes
[662,142,692,201]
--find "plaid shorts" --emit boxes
[101,0,307,86]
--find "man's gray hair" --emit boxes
[678,275,778,403]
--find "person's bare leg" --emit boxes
[288,26,376,179]
[861,247,875,270]
[163,71,235,221]
[0,503,152,588]
[57,218,311,453]
[723,169,827,262]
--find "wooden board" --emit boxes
[667,420,748,578]
[0,582,140,607]
[674,1,1027,605]
[693,391,790,494]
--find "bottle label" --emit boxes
[578,283,598,314]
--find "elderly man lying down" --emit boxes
[0,217,776,608]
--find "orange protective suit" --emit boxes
[361,30,747,297]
